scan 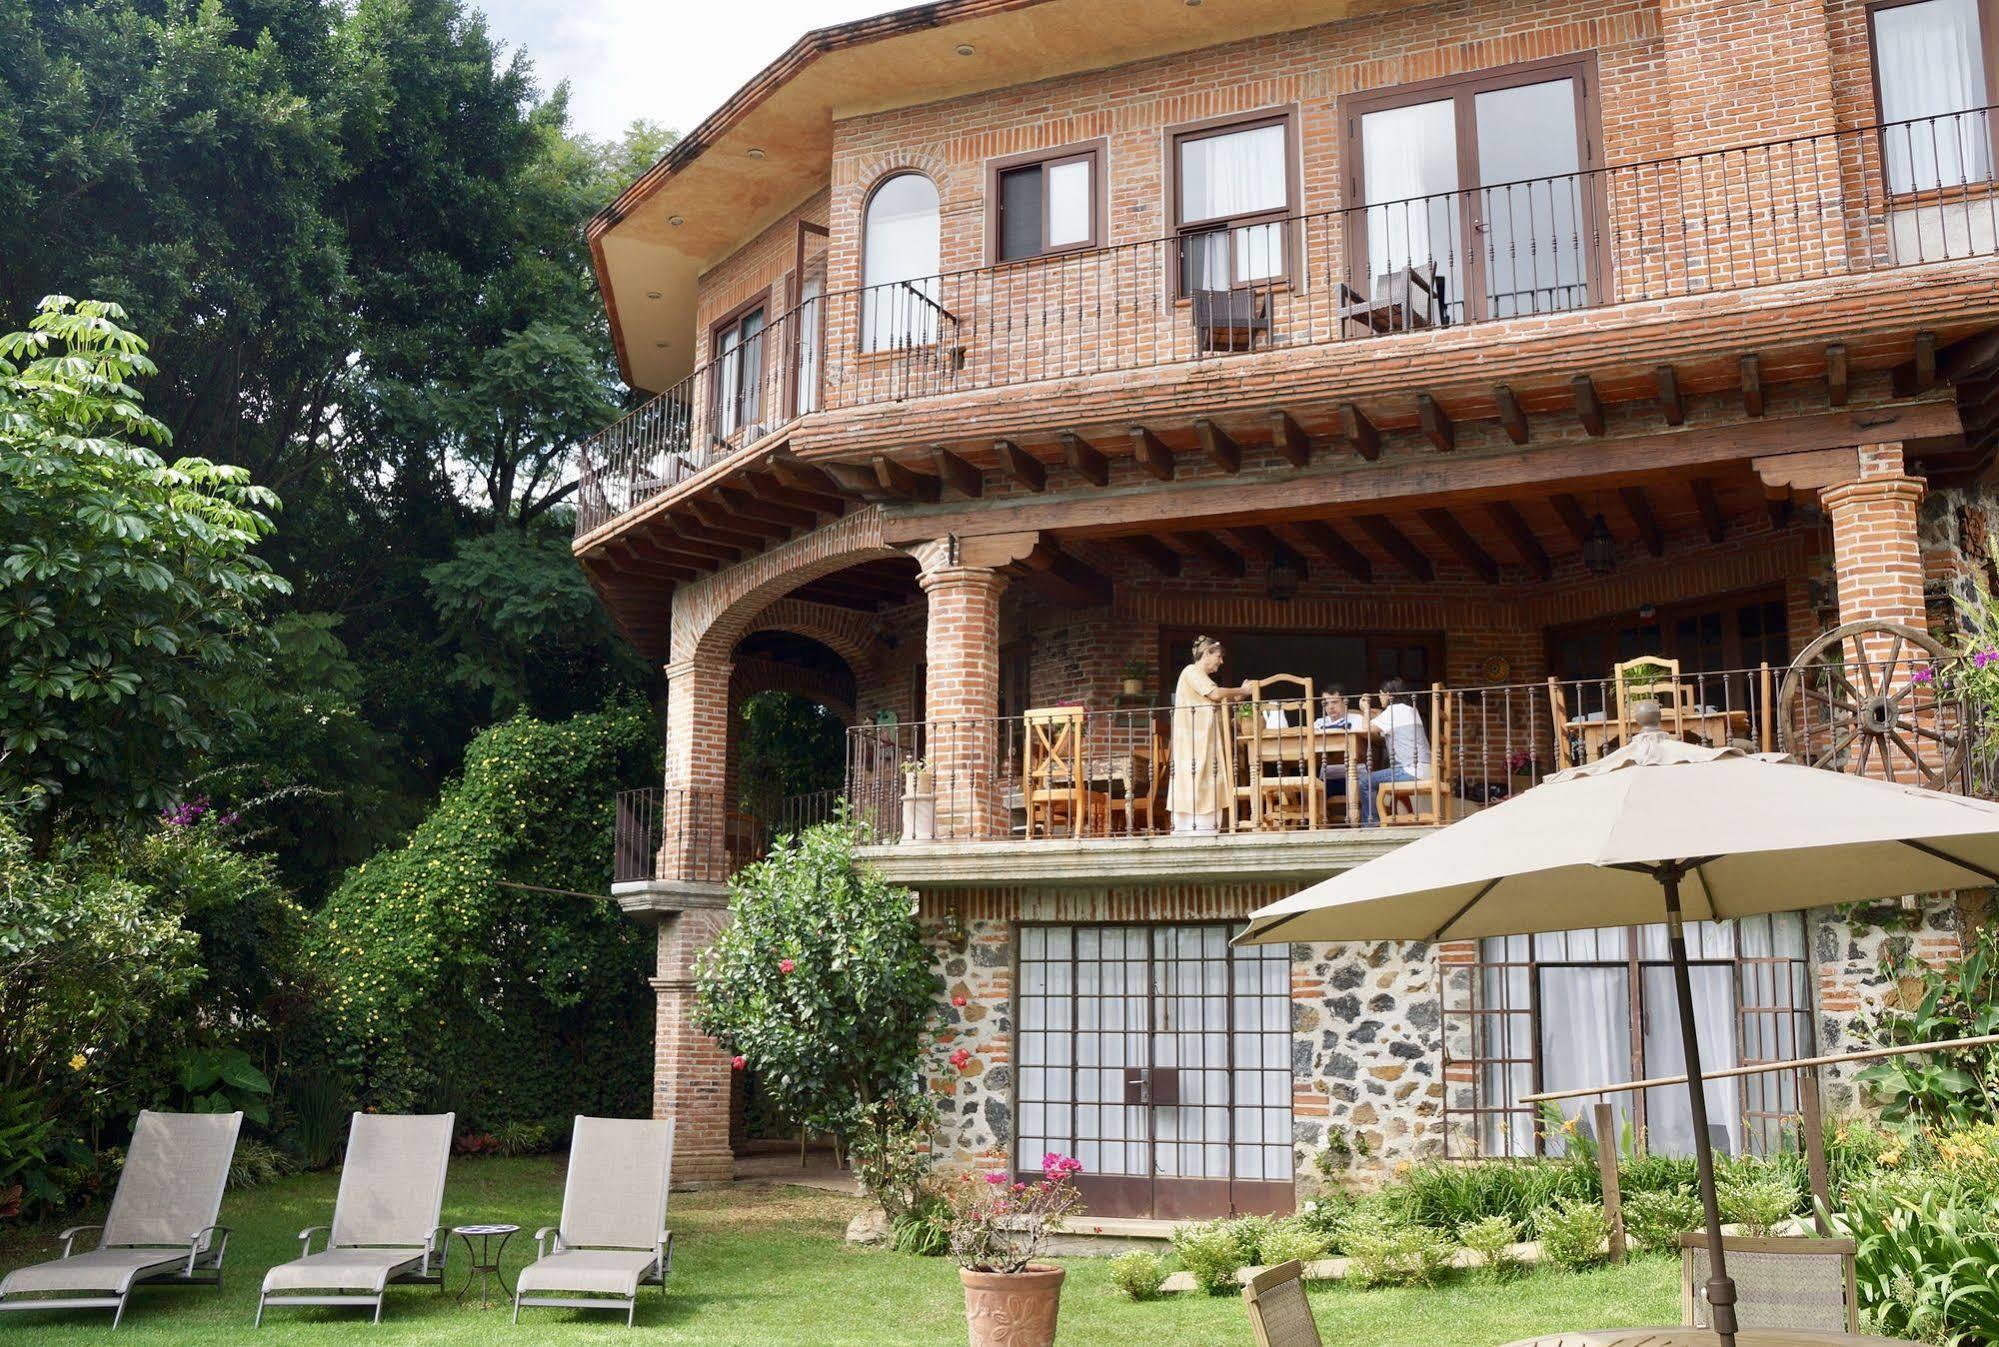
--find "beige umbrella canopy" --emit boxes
[1237,723,1999,1347]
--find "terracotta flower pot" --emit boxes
[960,1263,1065,1347]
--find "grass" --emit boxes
[0,1156,1679,1345]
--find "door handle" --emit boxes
[1123,1068,1150,1106]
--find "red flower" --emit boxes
[951,994,968,1008]
[949,1047,972,1071]
[778,958,796,974]
[730,1055,746,1071]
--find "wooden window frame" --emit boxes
[1864,0,1999,202]
[1341,54,1605,324]
[708,292,768,436]
[1163,105,1302,294]
[986,140,1107,265]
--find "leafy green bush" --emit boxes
[308,703,657,1124]
[1456,1215,1520,1280]
[848,1094,939,1225]
[1842,1179,1999,1343]
[1717,1166,1801,1237]
[1533,1197,1610,1271]
[1387,1158,1590,1237]
[1259,1217,1331,1268]
[1336,1208,1455,1288]
[282,1072,349,1170]
[494,1121,553,1157]
[1622,1187,1703,1254]
[227,1139,300,1190]
[169,1046,273,1126]
[1170,1220,1252,1295]
[1107,1251,1168,1301]
[890,1192,952,1258]
[1855,917,1999,1130]
[695,814,939,1140]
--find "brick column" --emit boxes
[660,656,732,881]
[918,559,1008,840]
[1822,442,1927,642]
[652,904,735,1185]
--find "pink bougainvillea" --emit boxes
[778,958,796,974]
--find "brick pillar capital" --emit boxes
[918,564,1009,597]
[1820,474,1925,516]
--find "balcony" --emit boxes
[576,109,1999,541]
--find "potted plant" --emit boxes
[1507,746,1540,794]
[1119,659,1149,699]
[949,1153,1084,1347]
[900,757,935,843]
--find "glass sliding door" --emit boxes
[1359,99,1465,319]
[1473,79,1588,316]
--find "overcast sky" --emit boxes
[474,0,912,144]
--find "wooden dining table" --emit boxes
[1499,1329,1919,1347]
[1235,723,1370,827]
[1565,709,1752,761]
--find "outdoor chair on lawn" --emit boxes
[1681,1234,1860,1335]
[256,1112,454,1325]
[0,1110,242,1329]
[514,1116,675,1327]
[1242,1259,1323,1347]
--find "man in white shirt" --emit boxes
[1362,678,1431,824]
[1314,686,1365,803]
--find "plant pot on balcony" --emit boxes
[901,784,936,843]
[960,1264,1064,1347]
[1121,677,1145,698]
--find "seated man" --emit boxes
[1313,686,1365,802]
[1362,678,1431,824]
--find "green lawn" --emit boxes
[0,1156,1678,1345]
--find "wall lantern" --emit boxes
[1583,514,1617,576]
[1267,547,1305,602]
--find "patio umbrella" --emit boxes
[1236,711,1999,1347]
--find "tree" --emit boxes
[0,297,289,840]
[695,818,940,1138]
[736,691,847,824]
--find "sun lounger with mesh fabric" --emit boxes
[256,1112,454,1325]
[0,1110,242,1329]
[513,1115,676,1327]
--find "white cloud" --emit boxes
[474,0,910,143]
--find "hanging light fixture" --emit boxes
[1267,547,1305,602]
[1583,513,1617,576]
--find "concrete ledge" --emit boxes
[856,827,1433,888]
[612,878,731,921]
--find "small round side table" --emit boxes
[451,1223,519,1308]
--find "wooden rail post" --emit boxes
[1800,1069,1832,1236]
[1594,1101,1627,1262]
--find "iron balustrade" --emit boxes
[574,109,1999,539]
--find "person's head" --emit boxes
[1320,685,1348,715]
[1379,677,1409,706]
[1192,635,1224,674]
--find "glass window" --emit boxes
[1174,118,1292,289]
[995,153,1097,262]
[1872,0,1993,192]
[713,306,765,443]
[861,173,941,352]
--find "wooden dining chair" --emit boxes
[1106,724,1167,836]
[1613,655,1690,743]
[1680,1234,1859,1334]
[1377,683,1452,826]
[1022,706,1107,839]
[1243,674,1322,831]
[1242,1259,1323,1347]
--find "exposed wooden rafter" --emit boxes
[1493,385,1529,444]
[1270,410,1313,467]
[1354,515,1433,582]
[1419,507,1497,584]
[931,446,983,498]
[1129,426,1176,481]
[1273,520,1372,583]
[1116,534,1182,577]
[1417,394,1455,452]
[1740,354,1765,418]
[1174,529,1245,578]
[994,439,1048,492]
[871,454,940,503]
[1619,486,1664,557]
[1690,477,1726,544]
[1340,404,1382,461]
[1061,431,1110,486]
[1826,343,1849,407]
[1484,502,1551,581]
[1572,375,1605,436]
[1550,493,1595,549]
[1654,365,1684,426]
[1018,541,1111,606]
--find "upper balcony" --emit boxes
[575,109,1999,543]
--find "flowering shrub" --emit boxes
[947,1153,1085,1274]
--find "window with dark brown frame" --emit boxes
[988,143,1104,263]
[1868,0,1999,195]
[1342,56,1602,325]
[1166,109,1299,293]
[710,298,767,444]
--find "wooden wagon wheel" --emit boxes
[1776,619,1964,788]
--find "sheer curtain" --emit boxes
[1873,0,1992,192]
[1641,965,1742,1157]
[861,174,941,351]
[1537,965,1633,1154]
[1180,124,1287,285]
[1361,100,1462,304]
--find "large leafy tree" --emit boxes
[0,297,289,839]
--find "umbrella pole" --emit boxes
[1660,863,1737,1346]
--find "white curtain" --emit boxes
[1874,0,1992,192]
[861,173,941,351]
[1361,100,1462,300]
[1537,966,1633,1155]
[1047,159,1091,248]
[795,278,822,414]
[1180,124,1287,284]
[1642,965,1742,1158]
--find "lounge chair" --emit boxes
[1243,1259,1323,1347]
[514,1116,675,1327]
[256,1112,454,1325]
[0,1110,242,1329]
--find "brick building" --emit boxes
[576,0,1999,1215]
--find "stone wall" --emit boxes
[1812,895,1967,1111]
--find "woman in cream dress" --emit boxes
[1169,635,1253,833]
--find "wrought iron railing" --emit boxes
[611,785,842,884]
[575,108,1999,538]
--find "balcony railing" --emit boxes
[844,660,1991,846]
[575,109,1999,536]
[612,785,841,885]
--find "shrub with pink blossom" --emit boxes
[947,1152,1086,1273]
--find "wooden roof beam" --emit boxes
[1354,515,1434,582]
[1196,418,1242,473]
[716,485,817,530]
[1274,519,1372,584]
[1419,507,1497,584]
[1572,375,1605,436]
[1484,502,1551,581]
[1826,343,1849,407]
[1493,385,1529,445]
[1740,354,1765,418]
[1655,365,1684,426]
[931,446,983,498]
[1270,410,1313,467]
[812,457,889,500]
[1691,477,1727,544]
[1019,542,1112,607]
[1129,427,1175,481]
[1619,486,1664,556]
[1340,404,1382,461]
[1173,530,1246,578]
[1550,493,1594,548]
[1224,526,1282,565]
[1061,431,1110,486]
[872,454,940,503]
[1115,534,1182,577]
[994,439,1048,492]
[1417,394,1455,452]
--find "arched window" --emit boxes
[860,172,940,352]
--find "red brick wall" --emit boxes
[691,188,831,370]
